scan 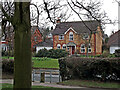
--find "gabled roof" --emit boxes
[107,30,120,46]
[31,26,42,35]
[52,20,101,35]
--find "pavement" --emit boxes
[0,79,118,90]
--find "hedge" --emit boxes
[2,59,14,74]
[58,57,120,82]
[115,49,120,57]
[35,49,69,58]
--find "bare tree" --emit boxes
[1,1,32,89]
[1,0,71,88]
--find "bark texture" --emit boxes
[13,2,32,89]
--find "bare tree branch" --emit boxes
[30,3,40,26]
[67,0,93,32]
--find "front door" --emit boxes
[72,46,75,55]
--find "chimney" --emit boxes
[56,17,61,24]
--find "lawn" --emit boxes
[0,83,68,90]
[58,80,120,89]
[32,57,59,69]
[1,57,14,59]
[2,57,59,69]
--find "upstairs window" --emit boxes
[81,44,85,53]
[57,44,61,49]
[62,44,66,49]
[34,36,37,42]
[83,33,89,39]
[59,35,64,40]
[69,32,73,41]
[88,44,92,53]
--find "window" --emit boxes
[34,36,37,42]
[57,44,61,49]
[62,44,66,49]
[69,32,73,41]
[83,34,89,39]
[88,44,92,53]
[81,44,85,53]
[59,35,64,40]
[67,47,69,51]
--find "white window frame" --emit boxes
[69,32,73,41]
[62,44,66,49]
[59,35,64,40]
[88,44,92,53]
[57,44,61,49]
[81,44,85,53]
[83,33,89,39]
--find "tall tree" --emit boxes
[1,1,32,89]
[13,2,31,89]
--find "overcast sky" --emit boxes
[102,0,118,36]
[31,0,119,36]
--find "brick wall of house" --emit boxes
[31,29,42,51]
[96,26,102,54]
[53,27,102,55]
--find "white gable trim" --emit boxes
[64,27,77,34]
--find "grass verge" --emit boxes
[32,57,59,69]
[1,83,68,90]
[58,80,120,89]
[2,57,59,69]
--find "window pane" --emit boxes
[59,35,64,40]
[69,32,73,41]
[81,44,85,53]
[57,46,60,49]
[88,44,91,53]
[57,44,61,49]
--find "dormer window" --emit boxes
[59,35,64,40]
[83,33,89,39]
[69,32,73,41]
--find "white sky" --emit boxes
[31,0,119,36]
[102,0,118,36]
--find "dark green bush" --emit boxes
[2,50,14,57]
[115,49,120,57]
[35,48,49,57]
[2,59,14,74]
[35,49,68,58]
[59,57,120,82]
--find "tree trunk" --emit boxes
[13,2,32,89]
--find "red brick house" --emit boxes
[31,26,42,51]
[1,26,43,52]
[52,21,102,55]
[1,26,14,52]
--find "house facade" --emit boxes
[1,26,14,52]
[107,30,120,54]
[31,26,42,51]
[52,21,102,55]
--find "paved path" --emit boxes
[0,79,116,90]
